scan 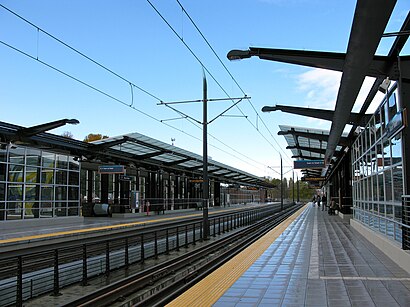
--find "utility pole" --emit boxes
[292,170,295,204]
[280,154,283,211]
[202,72,209,240]
[297,174,300,203]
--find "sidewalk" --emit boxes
[212,203,410,306]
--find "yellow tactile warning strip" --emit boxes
[0,207,249,245]
[167,205,307,307]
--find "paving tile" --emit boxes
[215,206,410,307]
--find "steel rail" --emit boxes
[62,205,302,306]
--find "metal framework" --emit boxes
[0,121,272,189]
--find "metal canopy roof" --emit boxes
[91,132,272,187]
[278,125,348,179]
[0,121,272,188]
[227,0,410,182]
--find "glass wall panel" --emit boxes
[0,183,5,200]
[24,202,36,218]
[8,184,23,201]
[41,186,54,201]
[26,166,40,183]
[55,170,67,185]
[7,202,22,220]
[40,202,53,217]
[26,149,41,166]
[25,185,39,201]
[41,169,54,184]
[69,172,79,185]
[391,134,402,166]
[55,202,67,216]
[388,92,397,121]
[42,152,55,168]
[0,163,6,181]
[56,186,67,200]
[8,164,24,182]
[8,147,25,164]
[56,155,68,169]
[68,187,79,201]
[0,146,7,162]
[392,166,403,202]
[383,139,391,167]
[68,157,80,170]
[384,169,393,202]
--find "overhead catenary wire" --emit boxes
[149,0,292,165]
[1,38,271,175]
[0,4,286,176]
[174,0,293,164]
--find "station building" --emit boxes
[226,10,410,260]
[0,121,272,221]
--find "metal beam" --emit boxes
[292,155,324,160]
[263,105,372,126]
[17,119,79,137]
[278,129,351,147]
[325,0,396,164]
[287,145,326,155]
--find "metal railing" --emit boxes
[402,195,410,250]
[0,204,284,306]
[352,205,408,246]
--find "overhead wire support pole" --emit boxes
[202,71,209,240]
[280,154,283,211]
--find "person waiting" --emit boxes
[321,194,327,211]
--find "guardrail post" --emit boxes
[185,225,189,248]
[154,231,158,259]
[218,217,221,235]
[193,223,196,245]
[105,241,110,276]
[16,256,23,307]
[403,196,410,250]
[141,233,145,263]
[213,218,216,237]
[125,238,129,268]
[82,244,88,286]
[176,227,180,251]
[52,249,61,296]
[166,229,170,255]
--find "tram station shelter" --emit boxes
[0,120,272,221]
[227,0,410,261]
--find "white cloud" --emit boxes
[296,68,341,110]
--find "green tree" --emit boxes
[83,133,109,142]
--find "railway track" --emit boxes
[63,204,302,307]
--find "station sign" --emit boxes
[119,175,132,181]
[294,160,325,169]
[98,165,125,174]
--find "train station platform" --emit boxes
[0,202,270,247]
[169,203,410,307]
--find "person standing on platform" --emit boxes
[321,194,327,211]
[316,195,321,208]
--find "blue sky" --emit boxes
[1,0,409,179]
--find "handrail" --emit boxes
[353,207,410,229]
